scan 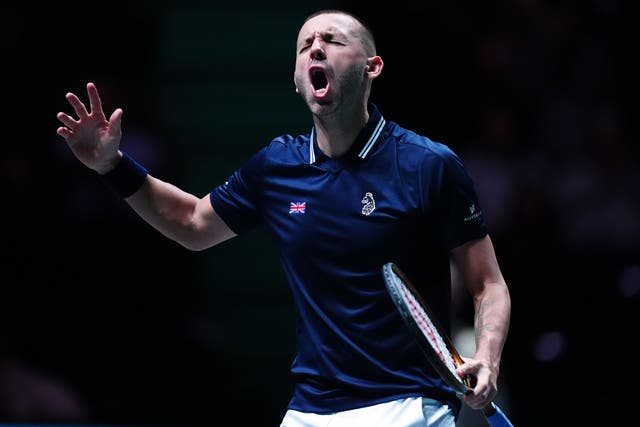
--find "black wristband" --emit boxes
[100,151,148,198]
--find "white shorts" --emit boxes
[280,397,456,427]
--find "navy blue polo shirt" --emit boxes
[210,104,488,414]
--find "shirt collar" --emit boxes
[309,104,386,164]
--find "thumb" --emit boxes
[456,363,469,377]
[109,108,123,136]
[456,363,475,383]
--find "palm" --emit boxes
[57,82,123,173]
[68,114,117,164]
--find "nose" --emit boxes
[309,37,326,60]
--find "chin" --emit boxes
[307,101,335,115]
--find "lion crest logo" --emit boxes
[361,192,376,216]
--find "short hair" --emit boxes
[302,9,377,55]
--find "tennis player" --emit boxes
[56,9,512,427]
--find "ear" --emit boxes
[365,55,384,78]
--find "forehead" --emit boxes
[297,13,361,43]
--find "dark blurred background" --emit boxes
[2,0,638,426]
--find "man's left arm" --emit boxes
[450,234,511,410]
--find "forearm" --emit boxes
[97,151,233,250]
[125,175,203,248]
[473,281,511,372]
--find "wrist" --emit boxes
[96,151,124,175]
[99,151,148,198]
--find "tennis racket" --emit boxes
[382,262,514,427]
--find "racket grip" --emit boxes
[482,402,514,427]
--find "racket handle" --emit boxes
[482,402,514,427]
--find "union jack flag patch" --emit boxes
[289,201,306,214]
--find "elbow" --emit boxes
[174,230,210,251]
[178,240,209,252]
[169,213,210,251]
[167,224,208,252]
[169,213,233,252]
[174,227,220,252]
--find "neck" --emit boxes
[313,103,369,158]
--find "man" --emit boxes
[56,9,511,427]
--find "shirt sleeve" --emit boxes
[209,146,268,235]
[428,148,489,250]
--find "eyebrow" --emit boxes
[298,26,344,46]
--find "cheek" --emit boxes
[293,73,302,90]
[293,66,306,87]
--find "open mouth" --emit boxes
[310,68,328,91]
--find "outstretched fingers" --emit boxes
[56,126,73,140]
[57,112,79,130]
[66,91,90,119]
[87,82,106,120]
[56,82,123,153]
[56,109,77,141]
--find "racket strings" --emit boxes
[397,278,461,380]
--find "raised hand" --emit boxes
[57,82,123,174]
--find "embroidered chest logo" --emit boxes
[289,201,306,214]
[361,192,376,216]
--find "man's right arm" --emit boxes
[125,174,237,251]
[56,82,236,251]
